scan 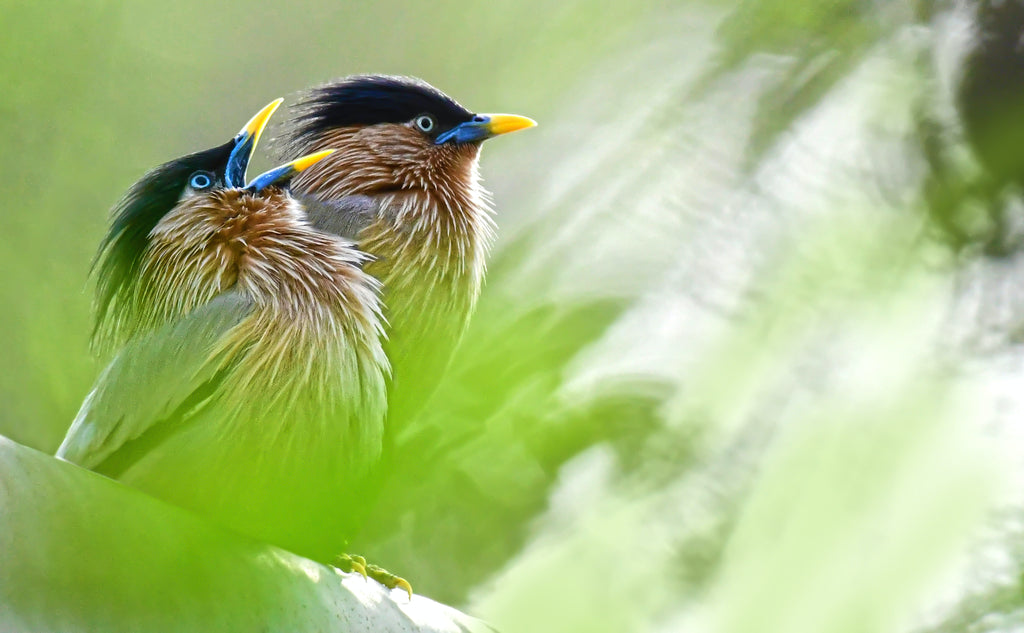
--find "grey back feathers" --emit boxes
[300,194,382,242]
[58,291,254,470]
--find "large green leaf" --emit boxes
[0,437,491,633]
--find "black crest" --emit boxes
[290,75,474,145]
[94,140,235,339]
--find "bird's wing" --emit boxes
[57,291,254,470]
[299,193,380,241]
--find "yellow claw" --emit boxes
[393,576,413,600]
[365,563,413,600]
[333,553,368,578]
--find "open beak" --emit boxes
[434,113,537,145]
[245,150,336,193]
[225,98,284,188]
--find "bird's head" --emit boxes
[287,75,536,197]
[94,99,335,344]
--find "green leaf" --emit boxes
[0,437,491,633]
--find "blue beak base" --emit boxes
[224,98,284,188]
[434,113,538,146]
[435,116,493,145]
[244,150,337,193]
[225,134,255,188]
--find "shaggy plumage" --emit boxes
[283,75,532,428]
[59,123,389,561]
[92,139,237,352]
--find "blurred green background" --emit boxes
[5,1,1024,632]
[0,0,660,451]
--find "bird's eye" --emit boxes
[414,115,436,133]
[189,171,214,190]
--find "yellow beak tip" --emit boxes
[482,113,538,136]
[290,149,336,173]
[241,97,285,141]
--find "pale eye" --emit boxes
[189,171,214,190]
[414,115,435,133]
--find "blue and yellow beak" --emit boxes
[222,99,336,192]
[434,113,537,145]
[225,98,284,188]
[245,150,336,192]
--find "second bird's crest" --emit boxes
[290,75,475,146]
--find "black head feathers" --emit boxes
[290,75,474,145]
[93,140,235,341]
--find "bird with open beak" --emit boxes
[58,101,394,581]
[281,75,536,430]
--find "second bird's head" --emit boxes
[94,99,335,344]
[286,75,536,196]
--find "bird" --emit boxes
[57,99,393,573]
[279,75,536,431]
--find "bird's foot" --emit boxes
[333,553,368,577]
[366,563,413,599]
[332,553,412,599]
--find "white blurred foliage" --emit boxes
[468,3,1024,632]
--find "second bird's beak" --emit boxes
[244,150,336,193]
[225,98,285,188]
[434,113,537,145]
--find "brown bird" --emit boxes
[58,100,391,568]
[281,75,536,429]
